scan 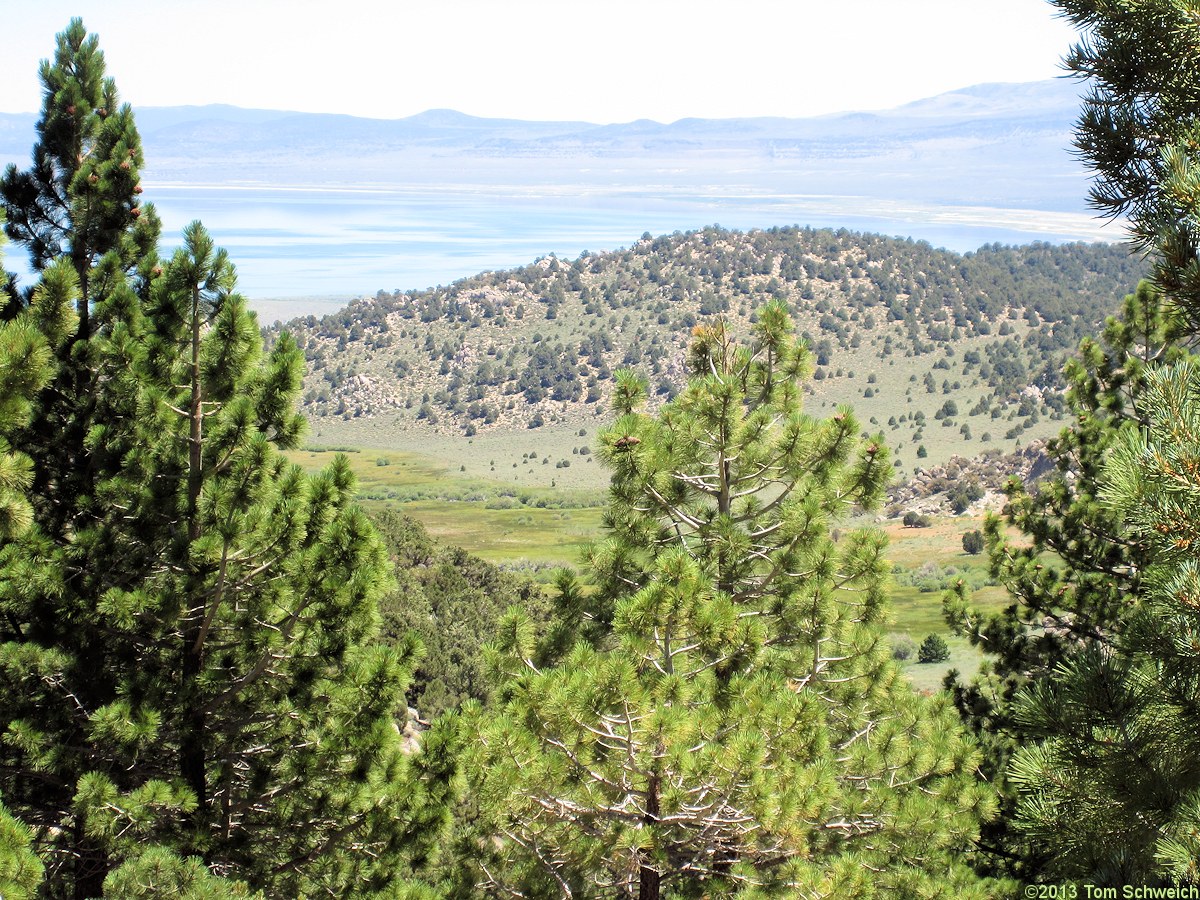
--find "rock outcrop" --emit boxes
[885,440,1053,518]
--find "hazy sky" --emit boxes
[2,0,1080,123]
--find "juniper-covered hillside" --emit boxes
[276,227,1145,472]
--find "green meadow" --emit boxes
[292,443,1007,687]
[883,515,1010,691]
[289,446,606,571]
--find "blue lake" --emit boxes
[0,83,1125,321]
[6,181,1125,323]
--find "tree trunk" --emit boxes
[181,284,208,818]
[187,283,203,542]
[638,772,661,900]
[73,824,108,900]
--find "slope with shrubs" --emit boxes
[370,508,549,719]
[275,227,1145,476]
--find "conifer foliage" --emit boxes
[467,305,995,898]
[942,0,1200,879]
[0,20,445,898]
[0,18,158,291]
[1009,359,1200,883]
[0,257,52,900]
[995,1,1200,881]
[0,17,160,542]
[1053,0,1200,328]
[550,303,893,656]
[943,281,1189,878]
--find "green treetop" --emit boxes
[0,22,449,899]
[465,305,996,898]
[552,303,891,660]
[1,17,158,300]
[1053,0,1200,327]
[1,16,161,543]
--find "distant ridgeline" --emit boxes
[271,226,1146,452]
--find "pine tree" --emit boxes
[547,305,893,658]
[943,282,1189,877]
[0,801,43,900]
[917,634,950,664]
[466,306,996,898]
[0,244,52,900]
[0,226,446,898]
[944,3,1200,877]
[1052,0,1200,327]
[0,22,450,898]
[122,221,451,894]
[1,17,160,539]
[992,3,1200,882]
[1008,359,1200,884]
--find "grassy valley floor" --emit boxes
[291,442,1009,690]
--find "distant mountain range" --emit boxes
[0,80,1126,304]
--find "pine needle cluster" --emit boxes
[1009,360,1200,884]
[464,304,995,898]
[0,19,449,898]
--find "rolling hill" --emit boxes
[273,225,1146,483]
